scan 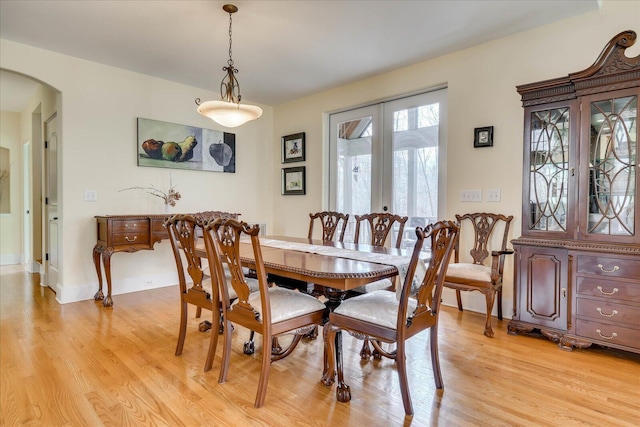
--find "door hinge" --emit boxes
[45,253,49,261]
[45,197,49,205]
[45,140,48,149]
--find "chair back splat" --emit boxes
[308,211,349,242]
[354,212,408,249]
[323,220,459,416]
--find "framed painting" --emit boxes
[474,126,494,148]
[282,132,305,163]
[282,166,306,195]
[137,117,236,173]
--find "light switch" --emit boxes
[460,190,482,202]
[487,189,501,202]
[84,190,97,202]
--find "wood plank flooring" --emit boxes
[1,265,639,426]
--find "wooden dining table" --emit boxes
[195,235,411,310]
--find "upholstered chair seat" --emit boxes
[244,287,326,324]
[352,278,394,294]
[445,263,492,282]
[334,290,417,329]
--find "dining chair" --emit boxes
[308,211,349,242]
[165,213,220,371]
[354,212,408,249]
[165,212,258,372]
[443,212,513,337]
[322,220,459,416]
[202,218,326,408]
[352,212,409,359]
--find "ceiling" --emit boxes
[1,0,599,112]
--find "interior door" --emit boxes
[44,113,59,289]
[329,88,447,246]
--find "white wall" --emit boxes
[272,0,640,316]
[0,111,22,265]
[1,40,274,303]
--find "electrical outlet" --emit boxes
[487,189,501,202]
[84,190,97,202]
[460,189,482,202]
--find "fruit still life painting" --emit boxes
[137,117,235,173]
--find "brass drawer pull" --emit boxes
[125,223,137,230]
[596,329,617,340]
[596,307,618,317]
[597,264,619,273]
[596,285,619,296]
[125,236,138,242]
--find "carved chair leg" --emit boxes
[430,323,444,389]
[204,310,220,372]
[396,340,414,416]
[244,330,256,355]
[218,319,233,384]
[455,289,463,312]
[321,322,336,385]
[483,291,496,337]
[175,301,188,356]
[195,306,203,319]
[359,338,372,360]
[254,332,272,408]
[335,330,351,403]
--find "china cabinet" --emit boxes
[508,31,640,354]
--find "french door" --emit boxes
[329,89,447,247]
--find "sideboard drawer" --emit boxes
[575,318,640,349]
[112,220,150,234]
[576,277,640,302]
[112,232,149,246]
[576,297,640,325]
[576,255,640,280]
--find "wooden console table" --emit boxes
[93,215,170,307]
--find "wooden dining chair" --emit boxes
[308,211,349,242]
[352,212,409,358]
[202,218,326,408]
[165,214,220,371]
[444,212,513,337]
[165,212,258,372]
[354,212,408,249]
[322,220,459,416]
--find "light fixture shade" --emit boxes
[197,100,263,128]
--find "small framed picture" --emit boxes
[282,166,306,195]
[282,132,305,163]
[474,126,494,148]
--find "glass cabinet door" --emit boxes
[583,91,638,241]
[525,103,575,237]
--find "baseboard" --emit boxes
[55,271,178,304]
[0,253,22,266]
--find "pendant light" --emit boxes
[195,4,262,128]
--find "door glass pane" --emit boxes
[392,103,439,248]
[588,95,637,236]
[529,107,570,232]
[336,116,373,241]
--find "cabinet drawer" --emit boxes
[576,277,640,302]
[576,297,640,325]
[576,255,640,280]
[112,232,149,246]
[111,220,149,234]
[575,318,640,350]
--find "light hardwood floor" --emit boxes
[1,265,639,426]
